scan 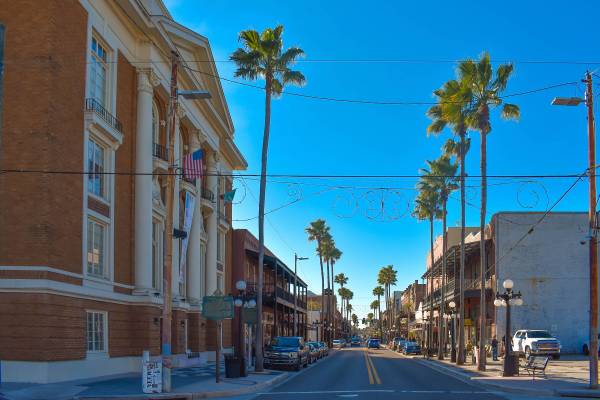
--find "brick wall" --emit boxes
[0,0,87,274]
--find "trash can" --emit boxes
[503,354,520,376]
[224,355,242,378]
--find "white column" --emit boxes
[134,69,154,292]
[205,151,218,295]
[187,135,202,304]
[172,125,181,297]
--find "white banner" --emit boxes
[179,191,195,283]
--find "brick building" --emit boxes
[231,229,308,352]
[0,0,246,383]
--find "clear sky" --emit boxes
[165,0,600,320]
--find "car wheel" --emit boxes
[524,347,531,359]
[553,354,561,360]
[584,344,590,355]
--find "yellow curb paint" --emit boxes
[364,350,374,384]
[367,351,382,385]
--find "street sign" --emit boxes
[243,307,258,324]
[202,295,234,320]
[142,359,162,393]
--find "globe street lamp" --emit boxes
[494,279,523,377]
[448,301,457,362]
[234,280,257,377]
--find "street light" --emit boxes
[293,254,308,337]
[553,72,598,388]
[448,301,457,362]
[234,279,257,377]
[495,279,523,377]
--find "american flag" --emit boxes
[182,149,203,181]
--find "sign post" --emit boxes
[202,295,234,383]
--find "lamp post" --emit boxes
[234,280,257,377]
[552,72,597,388]
[494,279,523,377]
[294,254,308,336]
[448,301,457,362]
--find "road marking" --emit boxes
[364,349,374,384]
[337,395,358,398]
[258,390,395,395]
[258,390,489,395]
[365,349,381,385]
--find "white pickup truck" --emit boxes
[512,330,561,359]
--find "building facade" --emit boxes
[231,229,308,350]
[0,0,246,383]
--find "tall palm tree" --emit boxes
[306,219,330,344]
[373,286,384,337]
[378,265,398,337]
[427,78,472,365]
[346,290,354,324]
[232,25,305,371]
[413,180,442,356]
[352,314,359,333]
[459,53,520,371]
[321,234,335,345]
[329,246,342,340]
[424,155,459,359]
[370,300,380,322]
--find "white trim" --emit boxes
[85,310,109,354]
[0,266,135,289]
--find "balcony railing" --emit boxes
[201,188,215,202]
[85,98,123,133]
[153,142,169,161]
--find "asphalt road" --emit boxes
[246,346,506,400]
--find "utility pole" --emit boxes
[586,71,598,389]
[293,254,308,336]
[161,51,179,393]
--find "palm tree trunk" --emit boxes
[318,247,324,344]
[325,258,331,345]
[438,197,448,360]
[331,262,335,340]
[429,216,435,357]
[377,295,382,338]
[458,130,466,365]
[255,77,272,372]
[478,125,488,371]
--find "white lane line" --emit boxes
[257,389,395,395]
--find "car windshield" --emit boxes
[527,331,553,338]
[271,337,301,347]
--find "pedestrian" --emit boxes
[491,336,498,361]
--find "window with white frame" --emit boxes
[87,218,107,278]
[89,36,109,107]
[87,139,106,199]
[86,311,107,352]
[152,219,164,291]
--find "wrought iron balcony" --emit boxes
[153,142,169,161]
[85,98,123,133]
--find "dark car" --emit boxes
[307,342,320,363]
[403,341,421,355]
[367,338,381,349]
[351,337,361,346]
[264,336,309,371]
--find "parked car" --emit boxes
[391,337,403,350]
[351,337,361,346]
[307,341,323,359]
[367,338,381,349]
[307,342,320,363]
[332,339,345,348]
[512,330,561,359]
[264,336,309,371]
[403,341,421,355]
[583,333,600,355]
[397,339,408,352]
[318,341,330,356]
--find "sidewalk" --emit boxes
[0,362,288,400]
[410,352,600,398]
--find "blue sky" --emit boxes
[165,0,600,319]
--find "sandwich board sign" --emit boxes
[202,295,234,320]
[142,354,162,393]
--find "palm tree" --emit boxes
[372,286,384,337]
[329,246,342,340]
[321,234,335,345]
[427,78,472,365]
[232,25,305,372]
[423,155,459,359]
[306,219,330,344]
[370,300,380,322]
[458,53,520,371]
[346,290,354,324]
[378,265,398,338]
[352,314,359,334]
[335,273,348,327]
[413,179,442,356]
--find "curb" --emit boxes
[414,357,555,397]
[556,389,600,398]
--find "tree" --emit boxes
[427,77,472,365]
[321,233,336,345]
[413,179,442,356]
[372,286,384,337]
[232,25,305,372]
[423,155,458,359]
[458,53,520,371]
[329,246,342,340]
[378,265,397,339]
[306,219,330,345]
[352,314,359,333]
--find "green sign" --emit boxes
[202,296,234,320]
[242,308,258,324]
